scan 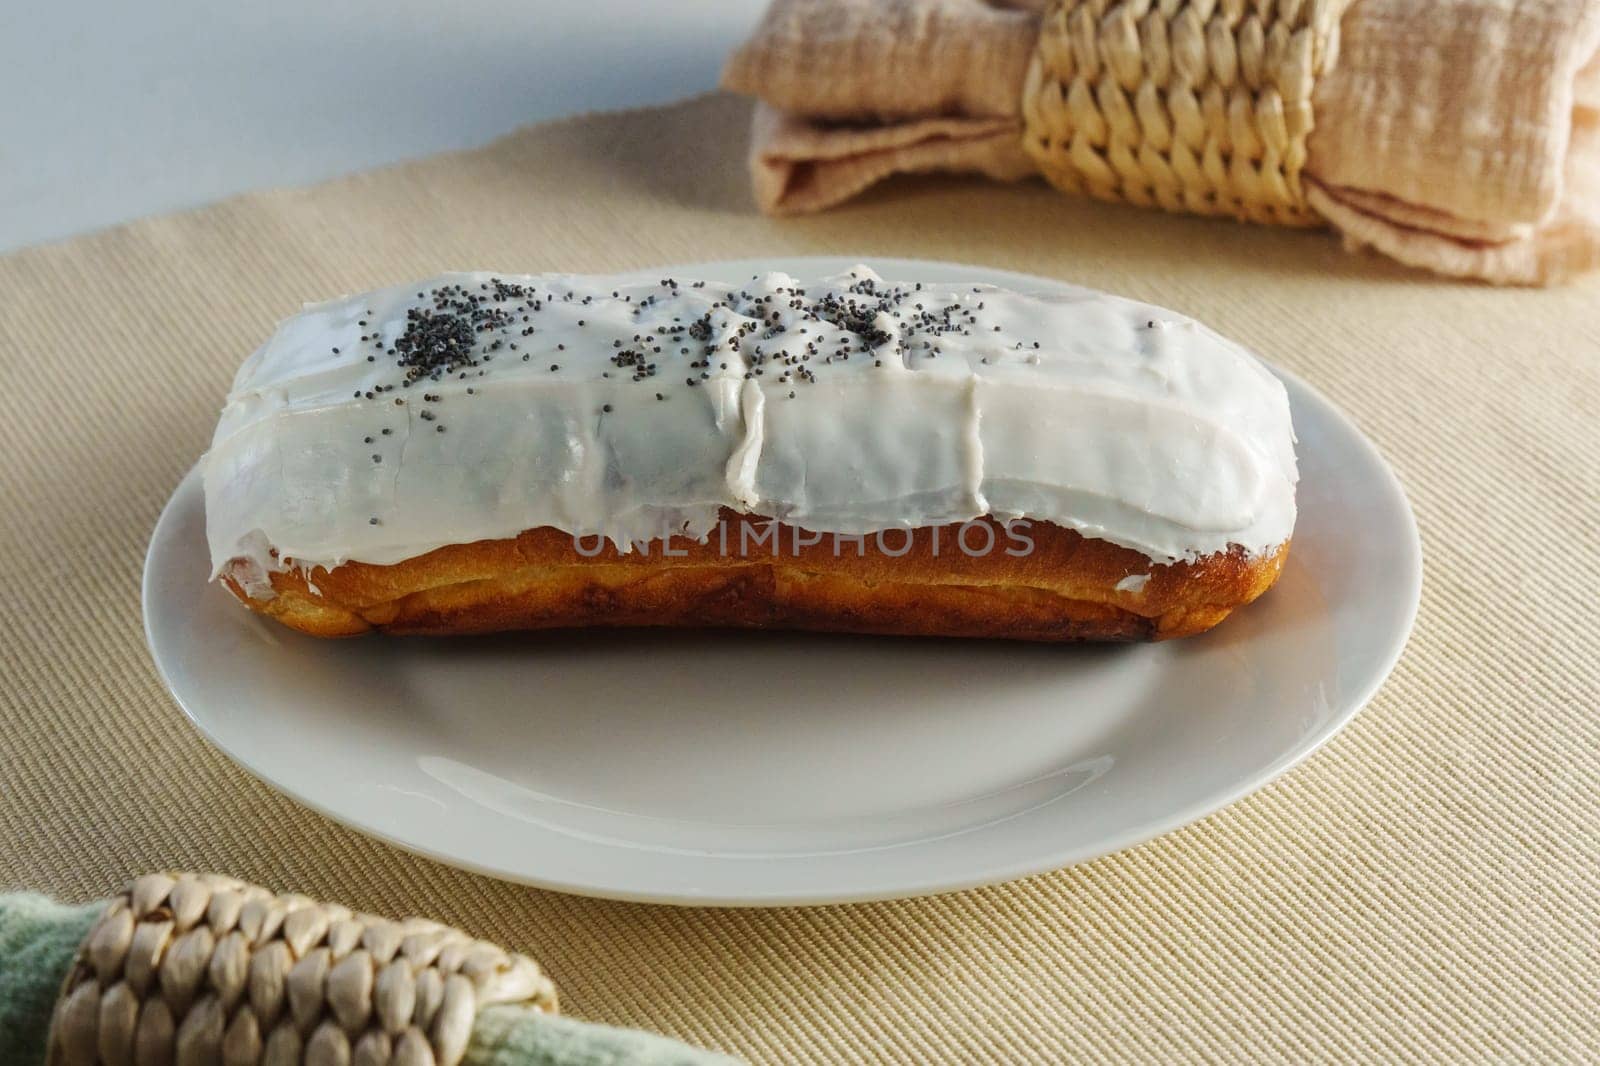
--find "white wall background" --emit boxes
[0,1,762,252]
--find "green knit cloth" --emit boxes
[0,894,102,1064]
[0,893,734,1065]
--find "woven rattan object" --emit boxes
[46,873,558,1066]
[1022,0,1347,226]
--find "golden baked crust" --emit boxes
[221,513,1288,642]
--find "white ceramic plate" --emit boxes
[144,258,1420,906]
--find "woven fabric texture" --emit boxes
[46,872,557,1066]
[0,93,1596,1064]
[723,0,1600,283]
[1022,0,1346,226]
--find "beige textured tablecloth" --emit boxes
[2,94,1597,1063]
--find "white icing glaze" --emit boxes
[1115,573,1151,593]
[204,266,1297,584]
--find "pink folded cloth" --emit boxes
[724,0,1600,285]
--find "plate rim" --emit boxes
[143,255,1423,906]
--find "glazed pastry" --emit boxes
[204,266,1297,641]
